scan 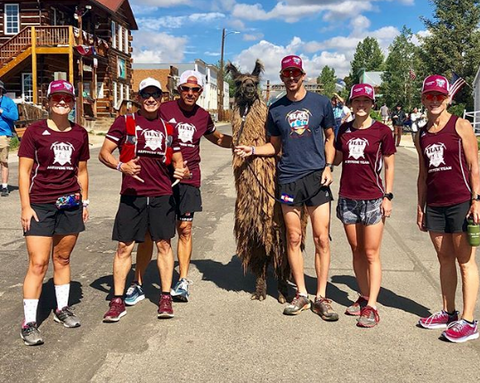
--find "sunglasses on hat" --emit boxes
[281,68,303,78]
[140,90,162,99]
[180,85,202,93]
[50,94,74,103]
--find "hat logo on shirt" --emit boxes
[143,129,164,151]
[51,142,74,166]
[177,122,197,143]
[425,143,447,168]
[347,137,369,160]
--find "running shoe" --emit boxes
[103,297,126,323]
[442,319,479,343]
[283,294,311,315]
[1,187,9,197]
[54,306,81,328]
[418,310,459,329]
[158,294,174,319]
[171,278,191,302]
[357,306,380,328]
[125,283,145,306]
[345,296,368,316]
[312,296,339,321]
[20,321,44,346]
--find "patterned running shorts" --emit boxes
[336,197,383,225]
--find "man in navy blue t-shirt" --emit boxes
[235,55,338,321]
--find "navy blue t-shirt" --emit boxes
[267,91,334,184]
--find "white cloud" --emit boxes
[132,31,187,62]
[243,33,264,41]
[131,0,192,7]
[137,12,225,31]
[412,30,431,46]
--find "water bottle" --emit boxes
[467,219,480,247]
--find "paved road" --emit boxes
[0,128,479,382]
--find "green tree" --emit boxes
[348,37,385,87]
[317,65,336,98]
[381,27,423,111]
[420,0,480,109]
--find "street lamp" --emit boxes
[218,28,240,121]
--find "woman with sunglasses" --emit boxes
[18,80,90,346]
[416,75,479,343]
[334,83,395,328]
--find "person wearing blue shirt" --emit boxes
[0,81,19,196]
[235,55,338,321]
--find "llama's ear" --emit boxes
[226,61,240,79]
[252,59,264,78]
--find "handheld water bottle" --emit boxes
[467,218,480,247]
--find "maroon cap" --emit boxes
[47,80,75,97]
[349,83,375,100]
[422,75,449,95]
[281,55,304,73]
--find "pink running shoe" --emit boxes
[442,319,479,343]
[418,310,458,329]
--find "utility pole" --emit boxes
[218,28,226,122]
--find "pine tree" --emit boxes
[348,37,385,87]
[382,27,422,111]
[421,0,480,109]
[317,66,336,98]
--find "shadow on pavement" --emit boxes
[37,279,83,326]
[331,274,431,317]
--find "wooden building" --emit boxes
[0,0,138,125]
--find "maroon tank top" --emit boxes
[419,115,471,206]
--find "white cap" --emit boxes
[139,77,162,92]
[179,70,204,88]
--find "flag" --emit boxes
[409,68,416,80]
[449,72,466,98]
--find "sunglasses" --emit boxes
[140,91,162,99]
[50,94,74,103]
[281,69,303,78]
[180,86,202,93]
[423,93,448,102]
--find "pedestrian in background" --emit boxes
[391,104,406,147]
[18,80,89,346]
[0,80,19,197]
[334,83,395,328]
[416,74,479,343]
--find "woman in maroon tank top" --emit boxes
[334,83,396,328]
[416,75,480,343]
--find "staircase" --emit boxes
[0,26,71,78]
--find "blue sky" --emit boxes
[130,0,433,82]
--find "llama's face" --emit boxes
[235,75,259,104]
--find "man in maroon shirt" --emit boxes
[99,78,188,322]
[125,70,232,304]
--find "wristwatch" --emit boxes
[383,193,394,201]
[472,193,480,202]
[326,163,334,171]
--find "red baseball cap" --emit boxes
[349,83,375,100]
[47,80,75,98]
[422,75,449,95]
[280,55,304,73]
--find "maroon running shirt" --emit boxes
[160,101,215,187]
[419,115,471,206]
[335,120,396,200]
[18,120,90,204]
[106,112,181,197]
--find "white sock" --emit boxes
[55,283,70,310]
[2,183,7,189]
[23,299,39,324]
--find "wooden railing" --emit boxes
[0,26,77,67]
[0,27,32,67]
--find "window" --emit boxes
[111,21,116,49]
[117,24,122,52]
[113,81,118,108]
[117,58,126,79]
[4,4,20,35]
[22,73,33,103]
[124,28,129,53]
